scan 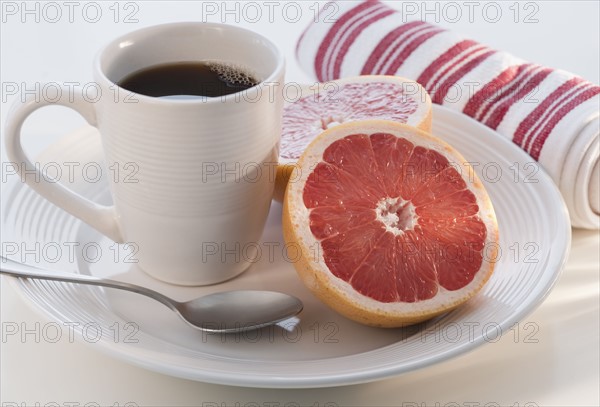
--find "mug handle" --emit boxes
[4,87,124,243]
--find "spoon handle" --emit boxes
[0,256,179,311]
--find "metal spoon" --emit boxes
[0,256,303,333]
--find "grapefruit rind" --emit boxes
[274,76,433,202]
[282,120,498,328]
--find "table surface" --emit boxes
[1,1,599,406]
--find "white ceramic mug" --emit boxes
[4,23,285,285]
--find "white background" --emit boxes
[1,1,599,406]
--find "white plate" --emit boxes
[0,105,571,388]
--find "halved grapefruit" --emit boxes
[282,120,498,328]
[275,76,432,201]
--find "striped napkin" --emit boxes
[295,0,599,229]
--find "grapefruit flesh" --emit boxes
[283,120,498,328]
[274,76,432,201]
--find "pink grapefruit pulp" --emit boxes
[275,76,432,201]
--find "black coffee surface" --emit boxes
[118,61,260,98]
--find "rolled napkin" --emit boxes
[296,0,599,229]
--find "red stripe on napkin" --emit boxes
[314,1,381,81]
[530,85,600,160]
[417,40,479,92]
[432,49,497,104]
[483,67,552,130]
[378,26,445,76]
[330,6,395,80]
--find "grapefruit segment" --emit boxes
[416,189,479,219]
[370,133,414,197]
[303,162,383,209]
[274,76,432,201]
[283,120,498,327]
[322,134,385,191]
[411,167,467,206]
[321,222,386,282]
[349,232,400,303]
[309,206,376,240]
[396,231,439,303]
[399,146,450,201]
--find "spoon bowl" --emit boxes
[0,256,303,333]
[177,290,304,333]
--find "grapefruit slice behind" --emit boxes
[275,75,432,201]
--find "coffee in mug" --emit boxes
[118,61,260,98]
